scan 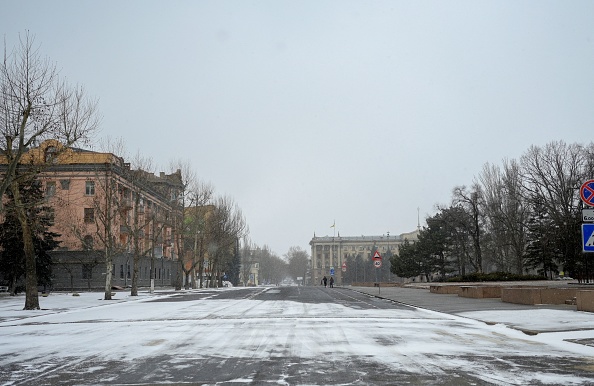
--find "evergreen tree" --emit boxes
[391,239,422,279]
[0,177,60,294]
[227,238,241,286]
[420,213,453,280]
[524,202,560,279]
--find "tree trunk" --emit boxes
[175,260,182,290]
[104,252,113,300]
[131,250,139,296]
[11,183,39,310]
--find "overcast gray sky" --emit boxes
[2,1,593,257]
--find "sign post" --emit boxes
[372,251,382,294]
[580,180,594,283]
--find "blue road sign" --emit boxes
[582,224,594,253]
[330,267,335,276]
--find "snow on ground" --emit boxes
[1,289,594,385]
[459,308,594,332]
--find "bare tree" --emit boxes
[203,195,247,287]
[92,138,127,300]
[167,160,197,290]
[439,184,485,275]
[256,245,287,285]
[520,141,585,277]
[478,160,528,274]
[177,173,214,289]
[239,235,254,286]
[0,33,99,309]
[65,158,126,300]
[127,154,155,296]
[285,246,309,285]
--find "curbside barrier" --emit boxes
[459,286,502,299]
[501,287,577,305]
[430,285,461,295]
[576,290,594,312]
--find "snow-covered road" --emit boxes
[0,287,593,385]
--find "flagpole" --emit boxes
[331,220,336,278]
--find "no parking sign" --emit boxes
[580,180,594,207]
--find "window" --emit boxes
[83,235,94,250]
[85,180,95,195]
[120,265,124,279]
[60,179,70,190]
[45,146,57,163]
[82,264,93,279]
[84,208,94,223]
[127,264,131,279]
[45,181,56,198]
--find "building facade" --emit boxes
[309,230,419,286]
[1,140,184,291]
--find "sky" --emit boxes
[1,289,594,384]
[2,1,593,257]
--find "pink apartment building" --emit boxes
[2,140,184,290]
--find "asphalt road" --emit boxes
[1,286,593,385]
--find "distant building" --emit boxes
[0,140,183,291]
[309,230,419,286]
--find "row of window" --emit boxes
[45,180,94,197]
[316,245,395,252]
[82,264,170,281]
[46,180,172,225]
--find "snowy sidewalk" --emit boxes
[349,285,594,335]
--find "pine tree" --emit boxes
[227,238,241,286]
[0,177,60,294]
[391,239,422,279]
[524,202,560,279]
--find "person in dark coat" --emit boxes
[322,276,328,287]
[329,277,334,288]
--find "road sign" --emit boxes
[372,251,382,260]
[582,224,594,253]
[330,267,335,276]
[580,180,594,207]
[373,260,382,268]
[583,209,594,222]
[342,262,347,272]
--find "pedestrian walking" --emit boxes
[322,276,328,287]
[329,277,334,288]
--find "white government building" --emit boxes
[309,230,419,285]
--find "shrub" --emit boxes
[446,272,544,282]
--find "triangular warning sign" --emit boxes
[373,251,382,259]
[587,231,594,247]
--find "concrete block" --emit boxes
[459,286,501,299]
[430,285,460,295]
[501,287,542,305]
[539,288,577,305]
[577,290,594,312]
